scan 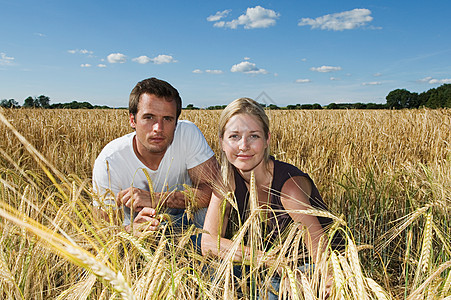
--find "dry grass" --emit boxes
[0,107,450,299]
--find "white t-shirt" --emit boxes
[92,120,214,225]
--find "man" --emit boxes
[92,77,218,234]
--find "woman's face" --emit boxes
[221,113,270,173]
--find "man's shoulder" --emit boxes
[176,120,197,130]
[97,132,135,160]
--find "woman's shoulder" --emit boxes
[272,157,308,178]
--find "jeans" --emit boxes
[232,263,315,300]
[162,207,207,252]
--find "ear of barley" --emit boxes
[348,237,367,299]
[141,168,157,210]
[146,259,166,300]
[376,205,431,252]
[441,269,451,299]
[366,277,390,300]
[338,254,358,295]
[56,273,96,300]
[223,260,233,300]
[0,248,24,299]
[413,210,433,289]
[407,261,451,300]
[248,170,263,298]
[299,269,315,300]
[285,266,300,300]
[117,232,152,261]
[330,251,346,300]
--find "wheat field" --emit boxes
[0,108,450,299]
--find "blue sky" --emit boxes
[1,0,450,108]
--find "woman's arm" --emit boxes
[280,176,326,260]
[202,190,258,261]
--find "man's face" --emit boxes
[130,93,177,157]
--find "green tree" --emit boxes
[37,95,50,108]
[386,89,418,109]
[23,96,36,108]
[312,103,322,109]
[0,99,20,108]
[326,103,339,109]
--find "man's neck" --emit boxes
[132,136,166,170]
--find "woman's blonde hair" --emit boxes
[218,97,271,187]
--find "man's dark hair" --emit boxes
[129,77,182,119]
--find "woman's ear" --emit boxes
[219,137,224,151]
[266,132,271,148]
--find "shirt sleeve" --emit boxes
[182,121,215,170]
[92,157,121,206]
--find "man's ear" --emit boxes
[129,113,136,129]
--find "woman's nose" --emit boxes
[239,138,249,151]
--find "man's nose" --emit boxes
[153,119,164,131]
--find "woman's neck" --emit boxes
[237,159,273,188]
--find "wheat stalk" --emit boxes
[0,202,135,300]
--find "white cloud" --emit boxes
[211,6,279,29]
[330,77,340,81]
[362,81,381,86]
[68,49,93,55]
[231,61,268,74]
[81,64,91,68]
[298,8,374,31]
[295,79,311,83]
[97,64,107,68]
[310,65,342,73]
[418,76,451,84]
[131,55,176,64]
[418,76,433,82]
[373,72,382,77]
[301,58,307,62]
[206,69,224,74]
[0,52,14,65]
[207,9,231,22]
[151,54,177,64]
[429,78,451,84]
[192,69,203,74]
[107,53,127,63]
[132,55,152,64]
[35,33,46,37]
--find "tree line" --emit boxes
[0,95,111,109]
[2,84,450,109]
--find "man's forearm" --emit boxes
[163,186,211,209]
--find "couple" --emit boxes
[92,77,335,290]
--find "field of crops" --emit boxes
[0,108,450,299]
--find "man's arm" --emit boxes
[116,156,220,210]
[164,156,220,208]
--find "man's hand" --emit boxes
[125,207,161,233]
[116,187,156,212]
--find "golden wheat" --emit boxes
[0,108,450,299]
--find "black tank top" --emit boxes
[228,157,335,248]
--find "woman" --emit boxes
[201,98,337,295]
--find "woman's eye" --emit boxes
[250,134,260,139]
